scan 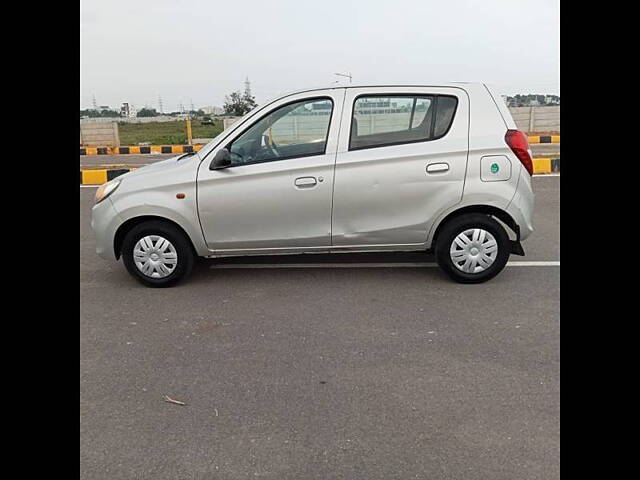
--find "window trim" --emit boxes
[348,93,458,152]
[224,96,335,168]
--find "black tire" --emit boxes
[435,213,510,284]
[121,220,195,288]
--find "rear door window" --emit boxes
[349,95,458,150]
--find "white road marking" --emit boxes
[210,261,559,269]
[506,261,560,266]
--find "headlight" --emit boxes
[94,179,121,204]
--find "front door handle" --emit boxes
[426,162,450,173]
[294,176,317,188]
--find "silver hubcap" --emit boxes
[450,228,498,273]
[133,235,178,278]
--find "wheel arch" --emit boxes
[113,215,198,260]
[429,204,521,250]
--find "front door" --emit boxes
[197,90,345,253]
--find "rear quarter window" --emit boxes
[434,96,458,138]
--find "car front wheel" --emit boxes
[121,220,195,288]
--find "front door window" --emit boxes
[228,98,334,166]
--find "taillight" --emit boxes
[505,129,533,176]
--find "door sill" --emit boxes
[205,243,426,258]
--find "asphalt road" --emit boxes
[79,143,560,168]
[80,153,177,167]
[80,177,559,479]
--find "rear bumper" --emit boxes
[91,198,123,261]
[506,171,535,241]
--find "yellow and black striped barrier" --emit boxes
[532,157,560,174]
[80,144,205,155]
[528,135,560,144]
[80,168,137,185]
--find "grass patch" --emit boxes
[118,119,224,145]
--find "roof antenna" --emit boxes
[334,72,352,84]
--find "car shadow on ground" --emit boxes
[185,251,447,286]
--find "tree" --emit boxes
[223,90,257,116]
[80,109,121,118]
[137,108,159,117]
[80,109,99,118]
[100,109,121,117]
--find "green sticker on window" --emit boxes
[490,163,499,174]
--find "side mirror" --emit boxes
[209,148,232,170]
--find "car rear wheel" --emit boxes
[435,213,510,283]
[121,220,194,288]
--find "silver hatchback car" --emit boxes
[92,83,534,287]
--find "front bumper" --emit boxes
[91,198,123,261]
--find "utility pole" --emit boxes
[186,101,194,145]
[158,95,164,114]
[244,77,252,98]
[92,94,98,110]
[186,118,193,145]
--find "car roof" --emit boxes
[270,82,484,99]
[315,82,478,88]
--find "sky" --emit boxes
[80,0,559,111]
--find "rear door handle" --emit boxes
[426,162,450,173]
[294,176,317,188]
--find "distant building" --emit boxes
[98,105,110,111]
[201,106,224,115]
[355,99,402,114]
[120,103,136,118]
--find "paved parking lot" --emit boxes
[80,177,559,479]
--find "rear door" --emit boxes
[331,86,469,248]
